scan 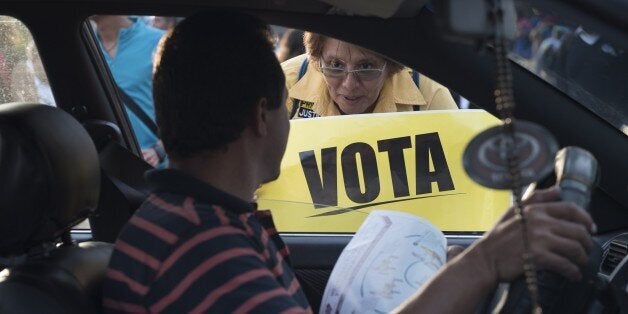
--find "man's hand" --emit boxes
[469,186,595,285]
[142,147,160,166]
[142,141,166,167]
[395,186,596,314]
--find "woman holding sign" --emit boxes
[282,32,458,118]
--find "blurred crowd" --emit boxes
[512,7,627,111]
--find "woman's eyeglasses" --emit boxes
[319,61,386,81]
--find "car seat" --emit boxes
[0,103,113,313]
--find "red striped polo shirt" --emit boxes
[102,169,312,313]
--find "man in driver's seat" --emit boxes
[102,10,596,313]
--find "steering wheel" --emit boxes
[476,240,602,314]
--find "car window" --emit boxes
[511,3,628,135]
[0,16,55,106]
[265,27,509,234]
[88,15,509,235]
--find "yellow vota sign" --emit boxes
[257,110,510,233]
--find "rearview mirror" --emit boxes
[436,0,516,40]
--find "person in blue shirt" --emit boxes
[92,15,166,166]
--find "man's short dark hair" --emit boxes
[153,10,285,159]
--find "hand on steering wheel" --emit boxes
[469,186,595,286]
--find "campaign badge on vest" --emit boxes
[296,100,320,119]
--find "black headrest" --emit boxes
[0,103,100,257]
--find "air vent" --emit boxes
[601,240,628,275]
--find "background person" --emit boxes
[91,15,166,167]
[282,32,458,118]
[276,29,305,62]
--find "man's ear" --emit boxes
[251,97,269,137]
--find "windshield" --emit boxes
[511,2,628,135]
